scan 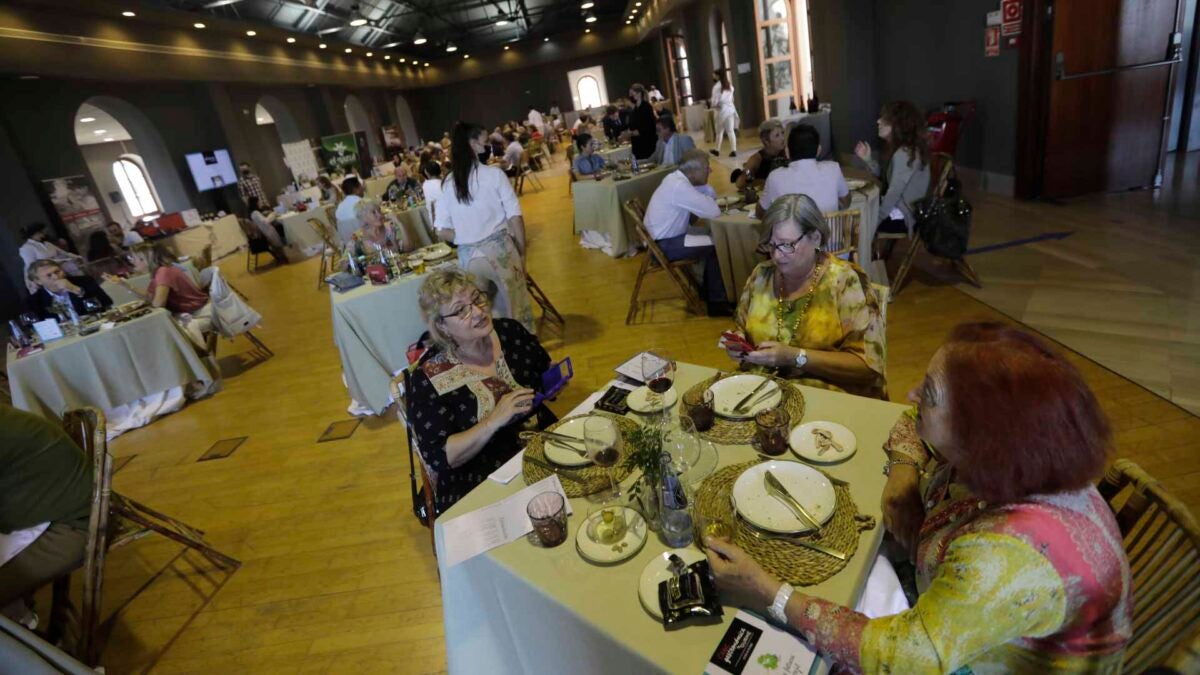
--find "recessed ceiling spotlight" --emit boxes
[544,37,550,42]
[423,62,429,67]
[246,30,257,36]
[366,51,373,56]
[585,12,597,23]
[445,42,457,52]
[319,43,327,49]
[121,11,136,17]
[635,1,642,5]
[581,1,595,8]
[286,37,296,43]
[399,57,406,62]
[585,28,591,33]
[384,54,391,60]
[79,117,96,123]
[93,129,107,135]
[194,22,206,29]
[104,137,114,142]
[625,20,631,24]
[503,45,509,50]
[345,47,352,53]
[413,31,427,45]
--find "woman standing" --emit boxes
[710,70,739,158]
[624,83,659,161]
[853,101,931,249]
[434,122,536,333]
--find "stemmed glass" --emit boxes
[641,349,677,427]
[584,416,623,502]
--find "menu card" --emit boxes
[440,474,573,567]
[705,611,817,675]
[615,352,666,384]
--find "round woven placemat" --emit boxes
[522,413,640,498]
[682,375,806,445]
[695,461,874,586]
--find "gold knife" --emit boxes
[764,470,825,535]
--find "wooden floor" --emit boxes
[91,141,1200,673]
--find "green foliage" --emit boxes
[622,424,665,497]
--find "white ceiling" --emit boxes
[74,103,133,146]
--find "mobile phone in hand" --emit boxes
[720,331,756,353]
[532,357,573,407]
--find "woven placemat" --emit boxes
[682,375,806,445]
[522,413,640,498]
[695,461,875,586]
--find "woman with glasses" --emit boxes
[719,193,886,398]
[408,267,556,516]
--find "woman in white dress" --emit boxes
[710,70,739,158]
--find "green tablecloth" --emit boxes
[363,176,392,201]
[572,165,674,257]
[6,309,214,418]
[435,361,908,674]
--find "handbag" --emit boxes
[914,176,973,259]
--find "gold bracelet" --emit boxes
[882,457,923,477]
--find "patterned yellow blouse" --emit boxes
[734,254,886,398]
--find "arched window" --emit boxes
[112,157,160,218]
[576,75,603,109]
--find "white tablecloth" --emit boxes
[277,209,329,258]
[681,103,708,133]
[435,362,908,674]
[208,215,248,259]
[364,176,392,201]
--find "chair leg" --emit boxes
[626,254,652,324]
[317,250,328,290]
[952,257,983,288]
[891,237,923,297]
[671,265,706,316]
[525,274,564,326]
[112,494,241,571]
[244,331,273,357]
[47,575,73,649]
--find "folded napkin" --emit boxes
[488,449,526,484]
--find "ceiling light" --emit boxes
[246,30,256,36]
[445,42,457,52]
[503,45,509,50]
[104,138,114,142]
[585,12,597,23]
[381,41,402,49]
[366,51,373,57]
[121,11,136,17]
[635,1,642,5]
[463,54,469,59]
[497,18,510,25]
[317,26,343,35]
[581,1,595,7]
[349,17,368,27]
[423,62,429,67]
[194,22,206,29]
[80,117,96,123]
[544,37,550,42]
[319,43,327,49]
[286,37,296,43]
[585,28,591,33]
[413,31,427,45]
[345,47,352,53]
[384,54,390,60]
[93,129,107,135]
[625,20,631,24]
[399,57,406,62]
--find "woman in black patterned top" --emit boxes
[409,268,555,516]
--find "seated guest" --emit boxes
[347,198,407,255]
[571,134,607,179]
[758,123,850,216]
[647,115,697,167]
[602,105,627,143]
[722,193,885,397]
[107,220,143,248]
[109,245,212,345]
[317,175,343,204]
[86,230,137,278]
[247,196,288,249]
[408,268,555,516]
[440,132,451,150]
[501,133,524,177]
[489,126,507,157]
[27,259,113,321]
[335,175,366,243]
[853,101,931,243]
[643,149,729,316]
[19,222,84,293]
[0,404,93,625]
[384,164,421,204]
[706,322,1130,674]
[737,120,789,190]
[420,161,443,223]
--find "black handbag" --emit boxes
[914,177,973,259]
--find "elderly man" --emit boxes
[0,404,93,626]
[642,149,730,316]
[18,223,84,293]
[26,259,112,322]
[647,115,696,167]
[335,176,366,244]
[384,164,420,204]
[759,123,850,216]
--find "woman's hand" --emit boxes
[488,388,535,429]
[705,537,779,610]
[742,341,798,369]
[881,464,924,558]
[854,141,872,162]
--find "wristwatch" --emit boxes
[768,582,795,624]
[793,349,808,370]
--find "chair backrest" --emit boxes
[307,218,340,251]
[623,198,672,271]
[823,209,861,263]
[1097,459,1200,672]
[929,152,956,199]
[324,204,338,225]
[60,408,111,666]
[389,372,437,526]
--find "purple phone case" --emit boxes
[532,357,573,406]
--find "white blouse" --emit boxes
[711,84,736,113]
[434,164,522,245]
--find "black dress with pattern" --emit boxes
[408,319,554,517]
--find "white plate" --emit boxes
[638,549,707,620]
[576,507,648,564]
[541,416,593,467]
[847,179,868,190]
[626,385,678,414]
[731,461,835,534]
[419,244,453,260]
[707,375,782,420]
[789,421,857,463]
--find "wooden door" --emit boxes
[1041,0,1185,198]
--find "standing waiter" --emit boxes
[623,83,658,161]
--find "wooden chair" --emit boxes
[389,372,437,554]
[513,150,544,195]
[1164,622,1200,674]
[237,217,273,273]
[309,217,341,290]
[1098,459,1200,672]
[622,198,706,324]
[525,272,564,329]
[823,209,862,263]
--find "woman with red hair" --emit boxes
[706,322,1131,674]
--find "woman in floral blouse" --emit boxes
[408,268,555,516]
[720,193,886,398]
[706,322,1131,674]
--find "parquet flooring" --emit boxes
[93,138,1200,673]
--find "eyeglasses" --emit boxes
[763,237,807,254]
[439,292,489,321]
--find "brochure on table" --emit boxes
[706,611,817,675]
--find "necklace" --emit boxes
[775,255,826,343]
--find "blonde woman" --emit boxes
[720,193,886,398]
[408,267,555,516]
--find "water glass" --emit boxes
[683,388,715,432]
[754,408,791,456]
[694,511,734,551]
[527,492,568,547]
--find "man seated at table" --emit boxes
[19,222,85,294]
[335,176,366,244]
[501,132,524,178]
[602,105,626,143]
[647,115,696,167]
[643,149,730,316]
[384,164,421,204]
[0,404,93,627]
[107,220,144,248]
[571,134,607,179]
[758,123,850,217]
[26,259,113,321]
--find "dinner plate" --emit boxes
[707,374,782,420]
[638,549,707,620]
[789,421,857,463]
[577,507,648,565]
[731,461,835,534]
[847,179,868,190]
[626,385,678,414]
[419,244,453,261]
[541,416,593,467]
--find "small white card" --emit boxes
[684,233,714,248]
[615,352,666,384]
[705,611,817,675]
[440,475,573,567]
[32,319,64,342]
[488,449,526,485]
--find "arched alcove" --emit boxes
[394,95,419,149]
[257,94,303,144]
[344,94,383,162]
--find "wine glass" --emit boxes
[664,415,700,478]
[81,297,102,316]
[584,416,623,502]
[641,349,676,427]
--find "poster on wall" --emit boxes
[382,125,406,154]
[282,140,321,184]
[40,175,107,254]
[985,25,1001,57]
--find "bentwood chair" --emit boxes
[1098,459,1200,672]
[823,209,862,263]
[622,197,706,324]
[390,372,438,555]
[308,218,341,290]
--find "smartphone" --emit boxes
[720,331,757,353]
[532,357,573,407]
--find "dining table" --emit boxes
[6,308,214,419]
[573,165,674,257]
[101,261,202,305]
[596,144,633,165]
[158,216,249,263]
[276,208,330,258]
[363,175,393,201]
[435,360,908,674]
[681,103,707,134]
